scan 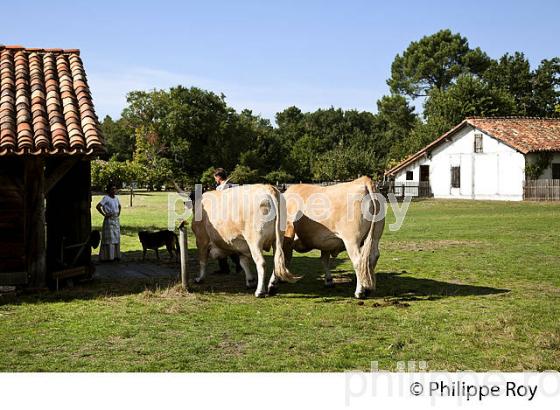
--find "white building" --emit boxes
[385,117,560,201]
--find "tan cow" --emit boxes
[268,176,384,299]
[191,184,298,297]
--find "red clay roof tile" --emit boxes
[466,117,560,154]
[0,45,104,156]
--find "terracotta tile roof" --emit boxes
[467,117,560,154]
[0,45,104,156]
[385,117,560,176]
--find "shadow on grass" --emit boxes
[2,252,509,306]
[192,255,509,301]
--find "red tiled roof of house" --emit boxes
[0,45,104,156]
[467,117,560,154]
[385,117,560,176]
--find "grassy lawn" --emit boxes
[1,192,559,371]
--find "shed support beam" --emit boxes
[25,158,47,288]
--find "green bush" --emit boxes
[91,159,143,192]
[229,165,261,184]
[142,157,174,191]
[200,167,216,188]
[264,170,294,184]
[312,146,376,181]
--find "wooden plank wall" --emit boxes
[0,158,26,284]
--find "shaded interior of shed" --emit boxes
[0,157,92,287]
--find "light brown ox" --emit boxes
[191,184,299,297]
[268,176,384,299]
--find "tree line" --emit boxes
[94,29,559,190]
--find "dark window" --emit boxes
[451,166,461,188]
[553,163,560,180]
[406,171,413,180]
[474,133,483,153]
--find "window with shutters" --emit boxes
[474,133,483,153]
[451,166,461,188]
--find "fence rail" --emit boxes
[177,180,432,197]
[378,181,432,198]
[523,179,560,201]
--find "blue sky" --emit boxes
[2,0,558,120]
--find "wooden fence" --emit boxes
[275,180,433,198]
[523,179,560,201]
[181,180,431,197]
[379,181,432,198]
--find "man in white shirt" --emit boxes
[214,167,233,191]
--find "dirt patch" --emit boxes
[537,331,560,350]
[216,339,246,357]
[384,240,483,252]
[370,299,411,308]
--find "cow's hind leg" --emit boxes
[368,218,384,291]
[194,240,209,284]
[321,251,334,288]
[267,275,278,295]
[239,255,257,289]
[368,242,380,291]
[267,265,279,295]
[343,239,368,299]
[248,244,267,298]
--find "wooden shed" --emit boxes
[0,45,104,288]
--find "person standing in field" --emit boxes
[96,184,122,262]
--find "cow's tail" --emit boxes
[357,178,378,291]
[271,188,300,283]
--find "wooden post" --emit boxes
[24,158,47,288]
[179,221,189,291]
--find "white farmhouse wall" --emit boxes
[394,125,526,200]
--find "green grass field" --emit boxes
[1,192,559,371]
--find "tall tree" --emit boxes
[100,115,134,160]
[275,106,305,146]
[132,125,173,190]
[274,107,385,180]
[122,86,252,181]
[236,109,284,177]
[483,52,533,115]
[424,74,516,135]
[388,29,492,98]
[376,95,418,163]
[531,58,560,117]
